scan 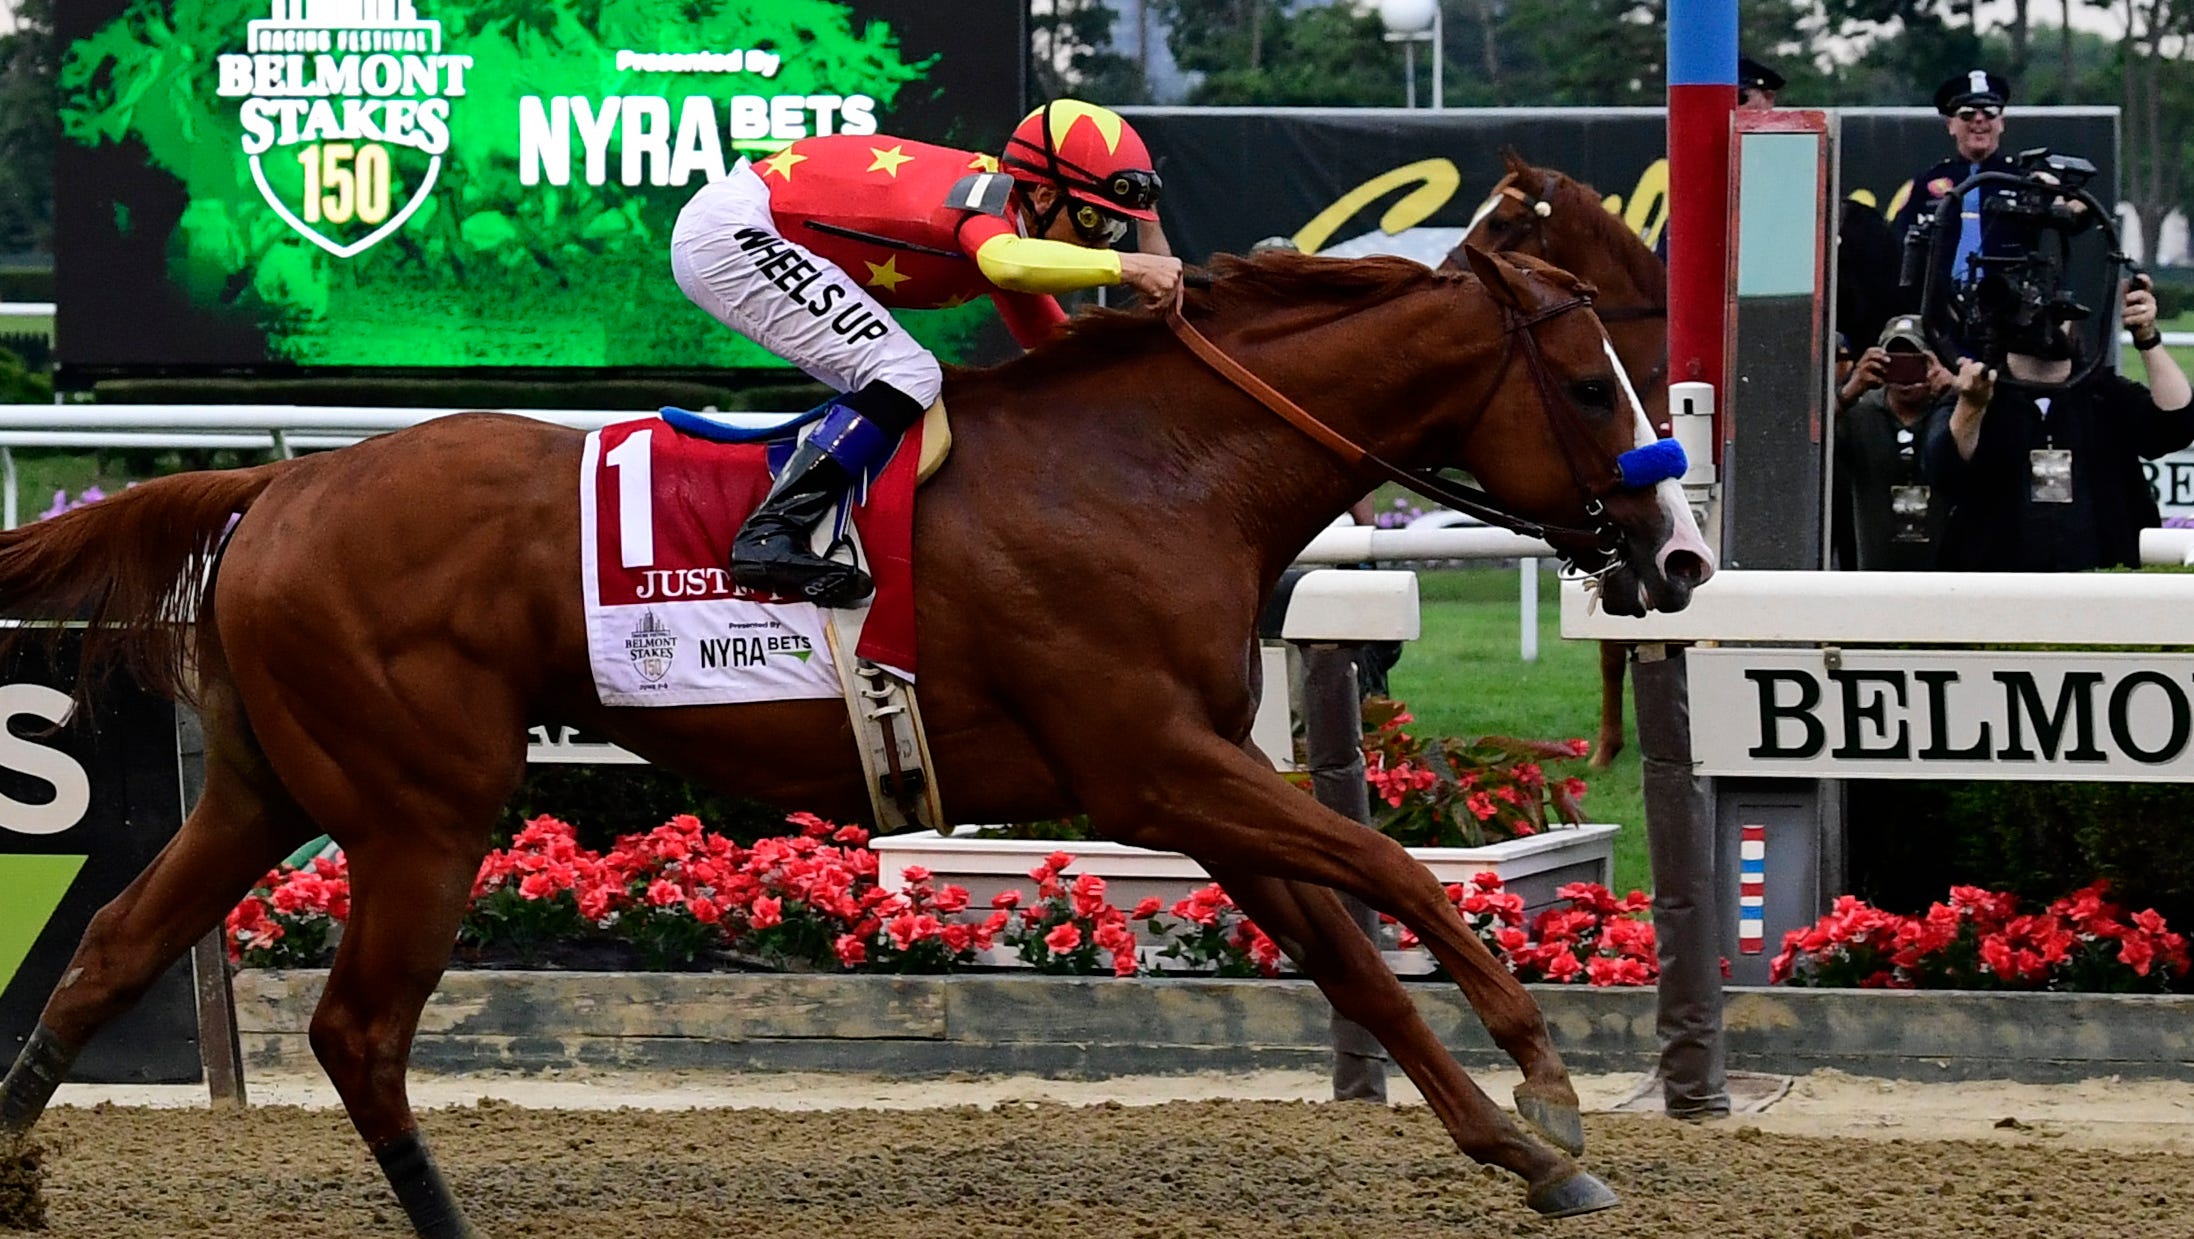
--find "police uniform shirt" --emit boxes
[1890,152,2020,285]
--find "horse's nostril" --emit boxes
[1663,549,1710,590]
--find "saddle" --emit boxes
[661,400,955,485]
[655,399,954,836]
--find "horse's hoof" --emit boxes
[1526,1169,1620,1218]
[1515,1088,1585,1156]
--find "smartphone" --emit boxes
[1883,352,1929,385]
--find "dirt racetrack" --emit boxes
[16,1090,2194,1239]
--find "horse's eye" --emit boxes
[1571,379,1614,409]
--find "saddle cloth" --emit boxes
[579,416,921,708]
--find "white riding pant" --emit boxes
[670,161,944,408]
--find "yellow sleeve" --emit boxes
[972,233,1123,294]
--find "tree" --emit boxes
[1499,0,1666,104]
[1029,0,1151,105]
[1160,0,1400,106]
[2112,0,2194,267]
[0,0,56,256]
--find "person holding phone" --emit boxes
[1922,276,2194,572]
[1834,314,1957,570]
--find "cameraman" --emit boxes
[1835,315,1956,570]
[1924,277,2194,572]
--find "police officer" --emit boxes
[1890,69,2018,288]
[1737,56,1784,111]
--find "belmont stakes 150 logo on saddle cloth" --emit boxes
[215,0,470,258]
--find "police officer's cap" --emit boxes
[1935,69,2010,115]
[1738,56,1785,94]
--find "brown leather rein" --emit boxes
[1163,281,1628,563]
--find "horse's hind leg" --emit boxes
[0,650,316,1135]
[309,830,487,1239]
[1205,866,1617,1217]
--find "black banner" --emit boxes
[1126,105,2118,272]
[0,634,196,1084]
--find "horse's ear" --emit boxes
[1461,244,1525,309]
[1501,147,1530,175]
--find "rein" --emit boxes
[1163,281,1627,563]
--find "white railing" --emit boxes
[1562,568,2194,645]
[1299,519,1555,661]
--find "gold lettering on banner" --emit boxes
[1289,155,1671,255]
[1622,157,1668,250]
[1883,180,1914,222]
[1292,158,1460,255]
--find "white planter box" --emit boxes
[873,824,1622,974]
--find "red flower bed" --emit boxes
[1353,696,1592,848]
[225,812,1657,985]
[1771,883,2193,992]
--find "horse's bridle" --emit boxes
[1475,175,1670,322]
[1164,283,1632,569]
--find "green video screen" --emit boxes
[55,0,1023,377]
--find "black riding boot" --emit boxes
[731,440,874,607]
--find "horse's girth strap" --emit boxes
[1165,298,1366,465]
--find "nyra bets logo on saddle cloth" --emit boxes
[216,0,470,258]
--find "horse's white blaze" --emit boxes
[1600,334,1715,590]
[1464,192,1503,236]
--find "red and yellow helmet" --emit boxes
[1002,100,1162,224]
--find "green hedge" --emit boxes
[1847,780,2194,926]
[0,347,49,403]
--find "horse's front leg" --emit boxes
[1084,729,1585,1151]
[1204,864,1616,1216]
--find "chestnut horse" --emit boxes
[1454,151,1672,770]
[0,249,1710,1234]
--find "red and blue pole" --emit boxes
[1667,0,1736,464]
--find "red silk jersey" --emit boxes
[751,134,1068,347]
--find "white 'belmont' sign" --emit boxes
[1689,648,2194,780]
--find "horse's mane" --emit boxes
[1540,167,1667,296]
[963,251,1464,379]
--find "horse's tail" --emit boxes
[0,462,290,708]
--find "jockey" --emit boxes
[670,99,1185,607]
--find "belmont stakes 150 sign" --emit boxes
[53,0,1023,377]
[1688,648,2194,781]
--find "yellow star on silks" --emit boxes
[866,143,915,177]
[937,291,976,309]
[965,153,1001,173]
[864,255,911,292]
[757,146,807,181]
